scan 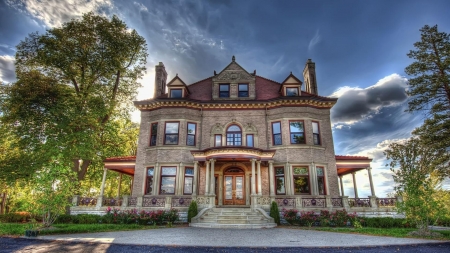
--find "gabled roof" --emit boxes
[167,75,190,94]
[281,72,303,85]
[214,55,254,78]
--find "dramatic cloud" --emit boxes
[6,0,113,27]
[0,55,15,83]
[330,74,408,125]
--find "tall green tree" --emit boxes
[405,25,450,173]
[385,138,449,232]
[0,13,147,184]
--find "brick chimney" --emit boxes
[303,59,318,95]
[154,62,167,98]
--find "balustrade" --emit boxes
[376,198,396,207]
[348,198,371,207]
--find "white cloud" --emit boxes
[330,73,409,126]
[0,55,16,83]
[133,2,148,12]
[308,29,321,51]
[6,0,113,28]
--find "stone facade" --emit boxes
[131,57,343,210]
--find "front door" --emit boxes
[223,169,245,205]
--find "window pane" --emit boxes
[290,121,304,132]
[247,135,254,147]
[151,123,158,133]
[165,123,179,133]
[220,84,229,91]
[187,123,196,134]
[312,122,319,134]
[286,88,298,96]
[291,133,305,144]
[293,167,309,175]
[318,177,325,195]
[165,134,178,144]
[276,177,285,194]
[275,168,284,176]
[162,167,177,175]
[187,135,195,146]
[184,177,193,194]
[273,134,282,145]
[147,168,154,176]
[170,89,182,98]
[293,176,310,194]
[215,135,222,146]
[160,177,175,194]
[316,167,324,176]
[185,168,194,175]
[150,136,157,146]
[227,125,240,132]
[313,134,320,145]
[272,122,281,134]
[238,84,248,91]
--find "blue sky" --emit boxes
[1,0,449,196]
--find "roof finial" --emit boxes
[290,71,292,75]
[214,70,217,75]
[176,73,178,76]
[232,55,235,62]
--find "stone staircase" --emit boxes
[190,207,277,229]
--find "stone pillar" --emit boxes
[339,175,344,196]
[205,160,210,195]
[268,161,275,196]
[285,162,291,195]
[177,163,183,195]
[72,195,80,206]
[257,160,262,196]
[342,196,350,211]
[351,172,358,198]
[153,163,160,195]
[117,173,123,198]
[310,162,318,195]
[367,167,376,197]
[251,159,256,195]
[122,195,129,207]
[193,161,199,196]
[210,159,216,195]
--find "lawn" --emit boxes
[284,226,450,240]
[0,223,175,237]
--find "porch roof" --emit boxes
[335,155,372,176]
[104,156,136,176]
[190,147,276,161]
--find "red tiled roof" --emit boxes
[186,76,213,100]
[255,76,282,100]
[104,156,136,162]
[335,155,372,161]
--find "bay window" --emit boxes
[272,122,282,145]
[164,122,179,145]
[293,166,310,194]
[160,167,176,194]
[290,121,305,144]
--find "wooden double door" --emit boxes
[223,169,245,205]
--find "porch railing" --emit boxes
[71,195,401,211]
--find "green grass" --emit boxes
[0,223,168,236]
[288,226,450,240]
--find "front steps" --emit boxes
[190,207,277,229]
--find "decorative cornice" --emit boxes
[190,147,276,161]
[134,98,336,111]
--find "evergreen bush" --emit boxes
[270,201,281,225]
[187,200,198,223]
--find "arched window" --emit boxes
[226,125,242,146]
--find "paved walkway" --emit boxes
[39,227,443,247]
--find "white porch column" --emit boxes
[285,162,291,195]
[367,167,376,197]
[176,163,183,195]
[339,175,345,196]
[351,172,358,198]
[205,160,210,195]
[251,159,256,195]
[209,159,216,195]
[193,161,199,196]
[268,161,275,196]
[117,173,123,198]
[257,160,262,195]
[100,168,108,197]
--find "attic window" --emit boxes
[219,84,230,97]
[286,87,299,96]
[170,89,182,98]
[238,84,248,97]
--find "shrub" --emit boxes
[299,211,318,227]
[187,201,198,223]
[330,210,348,227]
[0,213,29,223]
[282,208,299,225]
[165,209,179,223]
[270,201,280,225]
[319,210,330,227]
[362,217,408,228]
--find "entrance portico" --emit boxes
[191,147,275,209]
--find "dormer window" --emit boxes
[219,84,230,97]
[238,84,249,97]
[170,89,182,98]
[286,87,299,96]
